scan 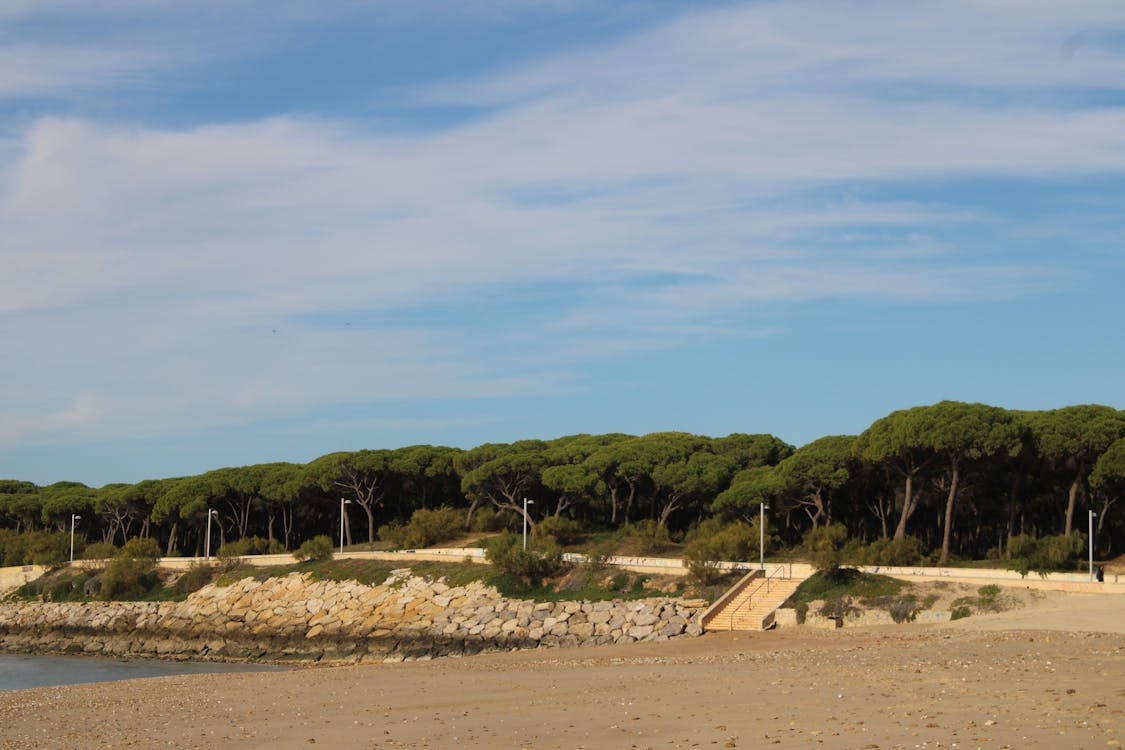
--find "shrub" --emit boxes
[469,506,504,532]
[217,536,270,558]
[534,516,585,546]
[80,542,118,561]
[97,538,162,600]
[100,559,159,600]
[377,522,406,547]
[1009,532,1085,577]
[406,507,466,548]
[116,537,162,563]
[173,563,217,596]
[858,536,927,567]
[484,531,567,585]
[293,535,335,562]
[0,530,70,567]
[803,524,849,575]
[614,520,674,555]
[682,518,760,584]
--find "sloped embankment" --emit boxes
[0,570,705,663]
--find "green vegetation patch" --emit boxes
[790,569,907,605]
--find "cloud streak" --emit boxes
[0,0,1122,452]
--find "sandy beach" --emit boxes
[1,590,1122,750]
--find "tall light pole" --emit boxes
[522,498,534,551]
[69,514,81,563]
[205,509,218,559]
[340,498,352,554]
[760,503,768,571]
[1089,509,1097,582]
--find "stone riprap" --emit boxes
[0,570,704,663]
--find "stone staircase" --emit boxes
[701,566,808,632]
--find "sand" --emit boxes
[1,591,1123,750]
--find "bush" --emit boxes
[1009,532,1085,576]
[484,531,568,585]
[293,535,335,562]
[803,524,849,575]
[217,536,270,558]
[858,536,927,567]
[533,516,585,546]
[469,506,505,533]
[0,530,70,567]
[116,537,162,563]
[377,522,406,548]
[97,538,162,600]
[80,542,118,561]
[614,520,675,556]
[173,563,218,596]
[683,518,760,584]
[100,558,159,600]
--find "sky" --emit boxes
[1,0,1123,487]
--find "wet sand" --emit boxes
[1,592,1122,750]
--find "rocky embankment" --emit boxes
[0,570,704,663]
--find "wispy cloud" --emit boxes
[0,0,1121,450]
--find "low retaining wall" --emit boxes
[0,570,704,664]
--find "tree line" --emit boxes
[2,402,1123,565]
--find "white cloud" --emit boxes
[0,0,1122,448]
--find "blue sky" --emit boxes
[1,0,1123,487]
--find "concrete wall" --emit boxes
[0,565,47,594]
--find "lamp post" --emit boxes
[760,503,768,571]
[69,514,81,563]
[205,509,218,559]
[522,498,535,551]
[1090,510,1097,582]
[340,498,352,554]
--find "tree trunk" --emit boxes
[893,474,917,540]
[464,497,482,531]
[940,460,960,564]
[1005,473,1020,558]
[1064,469,1082,536]
[166,522,178,556]
[363,503,375,544]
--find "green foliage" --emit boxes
[217,536,272,558]
[682,518,760,584]
[468,505,504,532]
[116,537,161,563]
[950,605,972,620]
[80,541,118,560]
[613,520,675,555]
[293,535,335,562]
[1009,532,1085,576]
[400,507,466,548]
[533,516,585,546]
[98,538,161,600]
[802,524,849,574]
[856,536,927,566]
[100,558,159,600]
[172,563,218,596]
[484,531,567,584]
[791,569,906,605]
[0,529,69,566]
[978,584,1001,602]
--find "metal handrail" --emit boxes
[728,563,791,630]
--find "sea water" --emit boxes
[0,653,282,692]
